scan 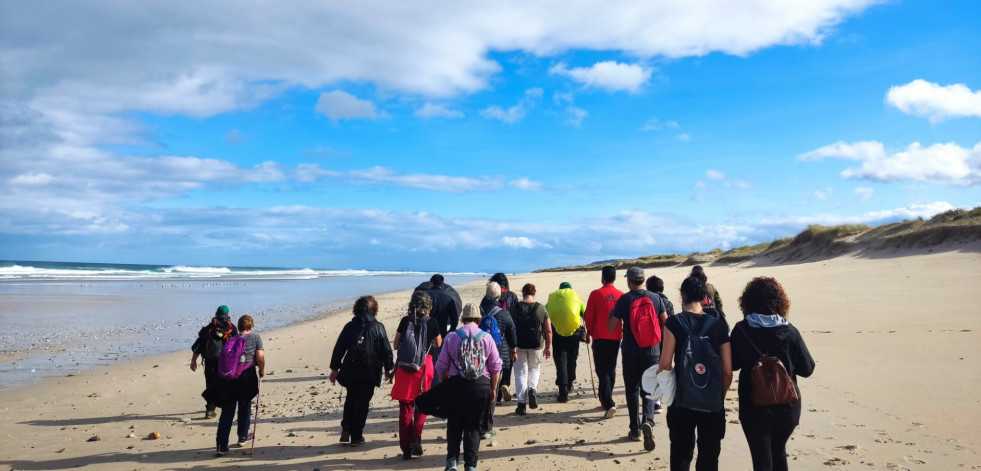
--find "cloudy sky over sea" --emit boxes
[1,1,979,272]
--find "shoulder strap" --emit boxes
[455,327,469,339]
[676,312,695,336]
[698,315,717,336]
[737,323,766,358]
[487,306,502,318]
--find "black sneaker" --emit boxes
[339,431,350,444]
[528,389,538,409]
[410,436,424,456]
[402,449,412,460]
[515,403,527,416]
[350,436,366,447]
[215,446,229,457]
[642,420,656,452]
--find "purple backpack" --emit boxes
[218,335,253,379]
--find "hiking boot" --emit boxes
[642,420,656,452]
[515,403,527,416]
[627,430,642,441]
[557,387,569,403]
[500,385,512,402]
[350,436,366,447]
[481,429,496,440]
[236,434,253,447]
[402,449,412,460]
[528,389,538,409]
[445,457,459,471]
[339,430,350,444]
[603,406,617,420]
[410,435,424,456]
[653,400,663,414]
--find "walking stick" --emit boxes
[583,326,597,399]
[250,376,261,456]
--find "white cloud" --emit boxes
[640,117,680,132]
[502,236,552,249]
[758,202,955,228]
[565,106,588,127]
[802,140,981,186]
[676,133,691,142]
[415,103,464,119]
[10,172,54,185]
[509,178,544,190]
[550,61,652,93]
[854,186,874,200]
[813,187,833,200]
[297,164,543,193]
[481,88,542,123]
[886,79,981,123]
[798,140,885,161]
[706,169,726,181]
[223,129,244,145]
[315,90,387,121]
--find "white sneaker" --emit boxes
[604,406,617,419]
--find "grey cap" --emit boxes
[625,267,645,283]
[461,302,482,321]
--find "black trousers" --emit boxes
[446,376,491,468]
[552,327,581,390]
[740,410,797,471]
[666,405,727,471]
[341,381,376,441]
[202,361,219,410]
[592,339,619,410]
[622,347,658,433]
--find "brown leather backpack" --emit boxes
[738,324,799,406]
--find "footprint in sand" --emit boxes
[904,456,926,465]
[823,457,849,466]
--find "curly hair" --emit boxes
[353,295,379,317]
[409,290,432,317]
[738,277,791,318]
[689,265,708,284]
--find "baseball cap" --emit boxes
[625,267,645,283]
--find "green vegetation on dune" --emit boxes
[537,206,981,272]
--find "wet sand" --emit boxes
[1,248,979,470]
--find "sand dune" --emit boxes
[1,247,979,470]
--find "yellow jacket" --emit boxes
[546,288,586,337]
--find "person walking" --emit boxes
[433,303,502,471]
[545,281,586,403]
[190,305,237,419]
[391,291,443,460]
[646,274,675,414]
[510,283,551,416]
[657,277,732,470]
[584,266,623,418]
[607,267,669,451]
[731,277,815,471]
[479,281,517,438]
[206,315,264,456]
[329,295,395,447]
[690,266,723,316]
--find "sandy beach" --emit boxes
[2,247,980,471]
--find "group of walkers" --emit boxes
[190,267,814,471]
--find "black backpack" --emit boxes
[673,313,724,412]
[513,302,543,349]
[343,319,374,370]
[428,289,457,333]
[192,317,235,361]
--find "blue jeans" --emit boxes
[217,398,251,451]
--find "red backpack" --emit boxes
[629,295,662,348]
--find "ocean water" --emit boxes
[0,260,486,389]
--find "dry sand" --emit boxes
[1,248,980,470]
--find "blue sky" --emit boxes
[1,0,979,273]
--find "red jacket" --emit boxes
[584,283,624,341]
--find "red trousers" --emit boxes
[398,401,427,451]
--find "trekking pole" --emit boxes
[250,376,261,456]
[583,326,597,399]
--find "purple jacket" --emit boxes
[435,323,503,379]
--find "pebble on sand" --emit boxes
[86,435,100,442]
[147,432,161,440]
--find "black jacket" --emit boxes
[480,297,517,369]
[330,315,394,387]
[731,319,815,425]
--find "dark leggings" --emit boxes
[341,381,376,441]
[666,405,726,471]
[740,414,796,471]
